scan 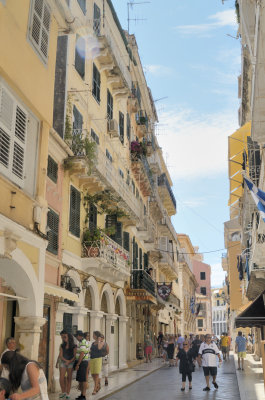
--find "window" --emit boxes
[105,215,122,246]
[123,231,130,252]
[47,155,58,183]
[200,271,206,280]
[119,112,124,144]
[92,64,100,103]
[72,106,83,155]
[106,149,112,163]
[77,0,86,14]
[89,204,97,231]
[107,90,113,120]
[75,36,85,79]
[91,129,99,144]
[197,319,203,328]
[132,180,135,195]
[136,188,139,199]
[217,300,220,306]
[93,3,101,35]
[200,287,206,295]
[126,113,131,141]
[28,0,51,63]
[139,248,143,269]
[69,186,80,237]
[144,253,149,270]
[133,237,138,269]
[119,169,124,179]
[47,209,59,254]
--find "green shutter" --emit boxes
[139,248,142,269]
[119,111,124,144]
[47,209,59,254]
[144,253,149,270]
[126,113,130,141]
[123,231,130,252]
[89,204,97,231]
[69,186,80,237]
[47,155,58,183]
[75,36,85,78]
[115,221,123,246]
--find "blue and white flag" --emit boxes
[243,174,265,222]
[190,296,195,314]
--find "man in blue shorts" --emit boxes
[198,334,222,391]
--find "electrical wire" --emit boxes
[155,242,240,256]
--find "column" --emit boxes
[118,316,128,369]
[105,314,118,372]
[15,316,46,360]
[89,310,104,333]
[72,306,89,331]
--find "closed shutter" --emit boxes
[77,0,86,14]
[47,209,59,254]
[73,106,83,131]
[119,112,124,144]
[75,36,86,78]
[126,113,130,141]
[93,3,101,35]
[135,242,138,269]
[107,90,113,120]
[139,248,143,269]
[29,0,51,62]
[115,221,123,246]
[92,64,101,102]
[132,236,137,269]
[0,85,27,187]
[144,253,149,270]
[123,231,130,252]
[69,186,80,237]
[159,236,168,252]
[47,155,58,183]
[89,204,97,231]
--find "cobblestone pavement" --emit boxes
[107,358,241,400]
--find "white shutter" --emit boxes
[0,86,14,174]
[159,236,168,252]
[29,0,51,62]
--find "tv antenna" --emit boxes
[127,2,150,34]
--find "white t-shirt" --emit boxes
[177,336,185,349]
[0,348,14,379]
[199,342,220,367]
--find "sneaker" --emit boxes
[181,388,185,391]
[213,382,218,389]
[66,396,71,400]
[59,394,66,399]
[203,387,210,391]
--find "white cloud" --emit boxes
[211,263,226,288]
[157,106,238,180]
[175,9,237,35]
[145,64,173,77]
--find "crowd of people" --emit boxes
[0,330,109,400]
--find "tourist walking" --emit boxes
[100,335,109,386]
[176,333,185,350]
[84,332,92,383]
[235,331,247,371]
[0,337,17,379]
[90,331,104,395]
[59,332,77,399]
[220,333,229,360]
[0,378,11,400]
[74,330,90,400]
[144,334,153,363]
[1,350,48,399]
[157,332,163,357]
[198,334,222,391]
[166,336,175,367]
[175,340,196,391]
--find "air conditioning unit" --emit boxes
[108,119,118,137]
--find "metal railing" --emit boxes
[130,269,156,297]
[157,173,177,210]
[82,232,130,271]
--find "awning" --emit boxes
[235,291,265,328]
[44,284,79,302]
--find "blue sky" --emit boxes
[112,0,240,287]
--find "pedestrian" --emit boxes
[74,330,90,400]
[144,334,153,363]
[198,334,222,391]
[0,378,11,399]
[0,337,17,379]
[84,332,92,383]
[1,350,48,399]
[59,332,77,399]
[90,331,104,395]
[235,331,247,371]
[220,332,228,360]
[247,333,253,353]
[175,341,196,391]
[157,332,163,357]
[166,336,175,367]
[100,334,109,386]
[191,334,202,365]
[176,333,185,350]
[161,335,168,363]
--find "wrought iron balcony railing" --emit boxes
[130,269,156,297]
[157,173,176,210]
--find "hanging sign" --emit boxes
[157,283,172,300]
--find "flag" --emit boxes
[195,303,201,316]
[243,174,265,222]
[190,296,195,314]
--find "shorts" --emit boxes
[74,360,88,382]
[203,366,217,377]
[238,351,246,358]
[221,346,227,353]
[145,346,152,355]
[60,360,74,369]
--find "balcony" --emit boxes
[158,249,178,280]
[131,151,154,197]
[82,232,130,282]
[136,215,155,247]
[157,173,177,216]
[135,111,148,137]
[126,269,157,304]
[179,252,193,272]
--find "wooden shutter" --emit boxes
[47,155,58,183]
[123,231,130,252]
[139,248,143,269]
[0,87,13,170]
[93,64,100,102]
[93,3,101,35]
[126,113,130,141]
[30,0,51,61]
[89,204,97,231]
[73,105,83,131]
[47,209,59,254]
[115,222,123,246]
[119,112,124,144]
[159,236,168,251]
[107,90,113,120]
[132,236,138,269]
[75,36,85,78]
[144,253,149,270]
[69,186,80,237]
[135,241,138,269]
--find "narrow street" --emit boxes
[107,360,240,400]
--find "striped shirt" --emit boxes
[198,342,220,367]
[76,338,90,361]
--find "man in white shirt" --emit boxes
[198,334,222,391]
[0,337,17,379]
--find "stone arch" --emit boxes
[84,276,100,311]
[100,283,115,314]
[0,248,42,317]
[115,288,126,316]
[66,269,84,306]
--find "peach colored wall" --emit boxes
[45,264,58,286]
[193,259,211,298]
